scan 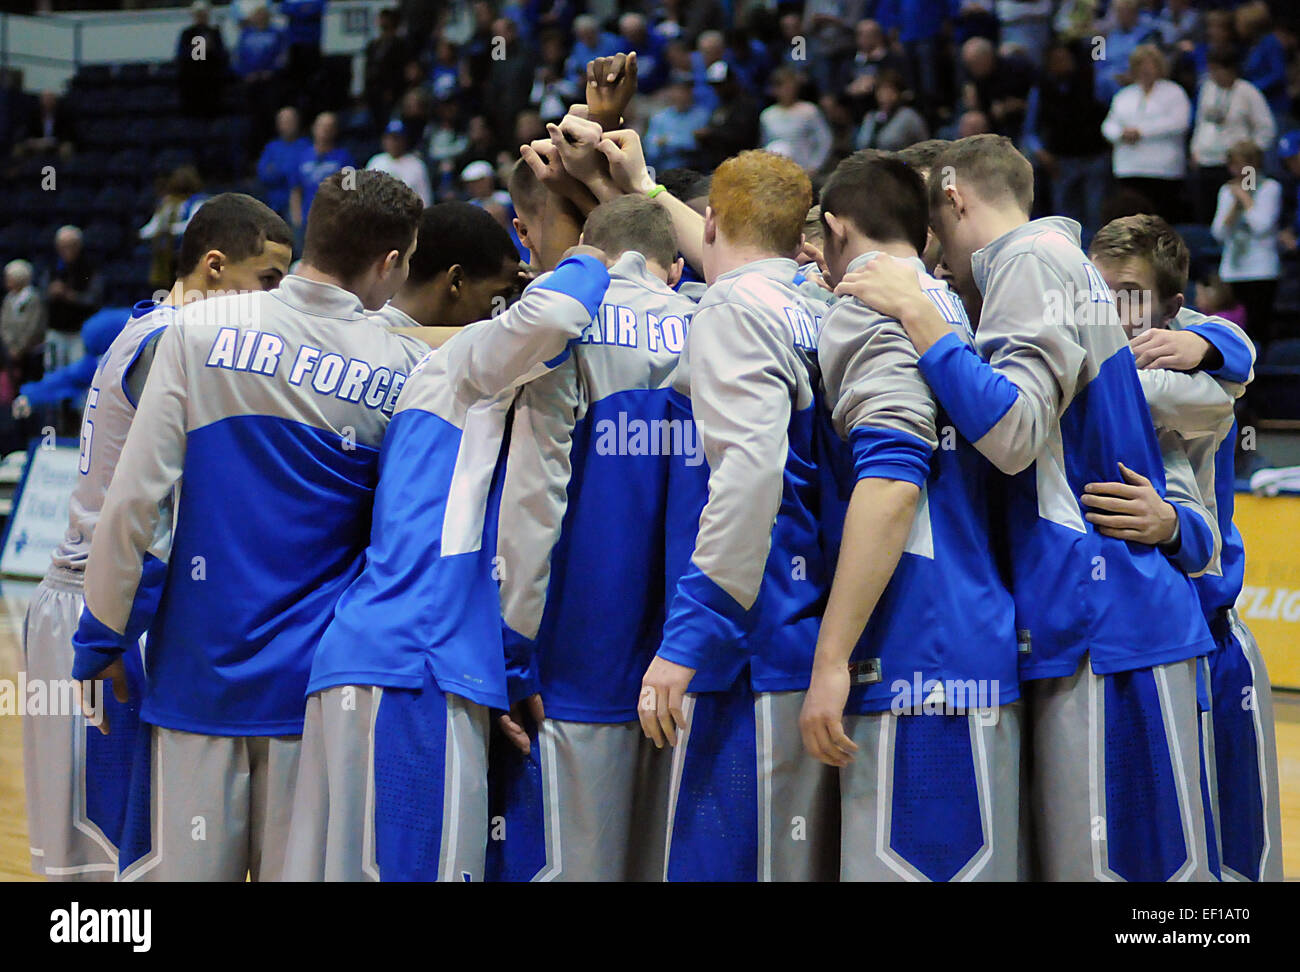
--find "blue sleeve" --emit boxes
[1164,503,1217,577]
[20,355,100,407]
[72,554,167,679]
[502,625,541,705]
[916,331,1019,445]
[656,566,753,675]
[533,254,610,319]
[81,307,131,357]
[1185,319,1254,384]
[849,426,932,487]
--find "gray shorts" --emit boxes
[839,703,1021,881]
[283,682,490,882]
[1024,655,1211,882]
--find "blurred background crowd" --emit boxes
[3,0,1300,450]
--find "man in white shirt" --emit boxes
[366,119,433,206]
[1191,47,1276,222]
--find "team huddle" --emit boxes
[20,55,1283,883]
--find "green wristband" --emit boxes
[646,184,667,199]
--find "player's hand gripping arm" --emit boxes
[837,252,1086,476]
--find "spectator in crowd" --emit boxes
[619,13,667,92]
[42,226,102,372]
[957,109,992,138]
[176,0,228,119]
[801,0,865,94]
[13,90,72,159]
[460,158,512,228]
[1053,0,1101,45]
[840,19,906,114]
[1155,0,1201,50]
[455,113,499,173]
[236,2,288,148]
[997,0,1056,68]
[854,69,928,152]
[1211,139,1283,346]
[960,36,1034,138]
[1101,43,1191,224]
[759,68,833,174]
[1194,274,1247,328]
[395,86,434,145]
[429,35,467,104]
[1094,0,1155,103]
[1237,1,1289,124]
[281,0,327,99]
[139,165,208,290]
[1023,41,1112,232]
[1,259,45,391]
[565,14,622,81]
[694,60,760,172]
[1191,46,1276,225]
[644,73,711,172]
[425,97,470,191]
[530,29,582,122]
[724,24,771,92]
[691,30,728,113]
[1277,129,1300,256]
[485,16,537,143]
[875,0,953,107]
[366,119,432,205]
[290,111,353,232]
[364,7,412,129]
[257,105,310,219]
[1189,9,1239,79]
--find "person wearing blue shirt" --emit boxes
[1239,7,1290,123]
[565,13,623,80]
[281,0,325,96]
[874,0,959,103]
[238,4,288,148]
[290,111,352,235]
[257,106,310,219]
[644,74,711,172]
[1093,0,1157,103]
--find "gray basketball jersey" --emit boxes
[51,303,176,573]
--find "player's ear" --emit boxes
[1162,291,1185,326]
[667,257,684,287]
[823,211,847,248]
[201,249,225,286]
[512,216,529,250]
[446,264,464,297]
[703,206,717,245]
[380,248,400,279]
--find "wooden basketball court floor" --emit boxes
[0,578,1295,882]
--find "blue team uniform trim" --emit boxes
[71,554,167,680]
[916,331,1018,445]
[1186,320,1253,385]
[849,425,932,487]
[533,255,612,319]
[1166,502,1217,577]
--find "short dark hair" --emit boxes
[1089,213,1190,300]
[893,138,952,175]
[508,157,547,220]
[928,134,1034,215]
[177,192,292,276]
[658,168,711,203]
[581,194,678,268]
[821,150,928,255]
[302,169,423,281]
[407,201,518,285]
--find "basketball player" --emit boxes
[488,194,694,882]
[22,194,292,882]
[282,244,612,882]
[1089,214,1282,882]
[800,150,1022,881]
[837,134,1216,881]
[71,170,428,882]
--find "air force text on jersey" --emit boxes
[204,326,411,415]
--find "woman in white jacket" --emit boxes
[1101,44,1192,222]
[1211,139,1283,346]
[1190,47,1276,222]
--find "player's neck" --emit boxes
[391,288,440,327]
[842,236,918,266]
[974,207,1030,253]
[708,242,788,281]
[295,262,361,301]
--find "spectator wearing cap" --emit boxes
[1211,139,1283,346]
[290,111,353,231]
[1191,47,1276,225]
[854,69,927,153]
[644,72,711,172]
[693,59,760,171]
[1101,43,1191,224]
[257,106,311,219]
[42,226,102,373]
[365,8,413,129]
[565,14,622,80]
[461,159,512,231]
[1276,130,1300,256]
[2,259,45,389]
[367,120,432,205]
[176,1,228,118]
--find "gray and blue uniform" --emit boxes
[281,255,611,882]
[1142,308,1282,882]
[22,300,170,880]
[71,275,430,881]
[818,252,1022,882]
[914,217,1215,881]
[655,256,838,882]
[486,251,695,882]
